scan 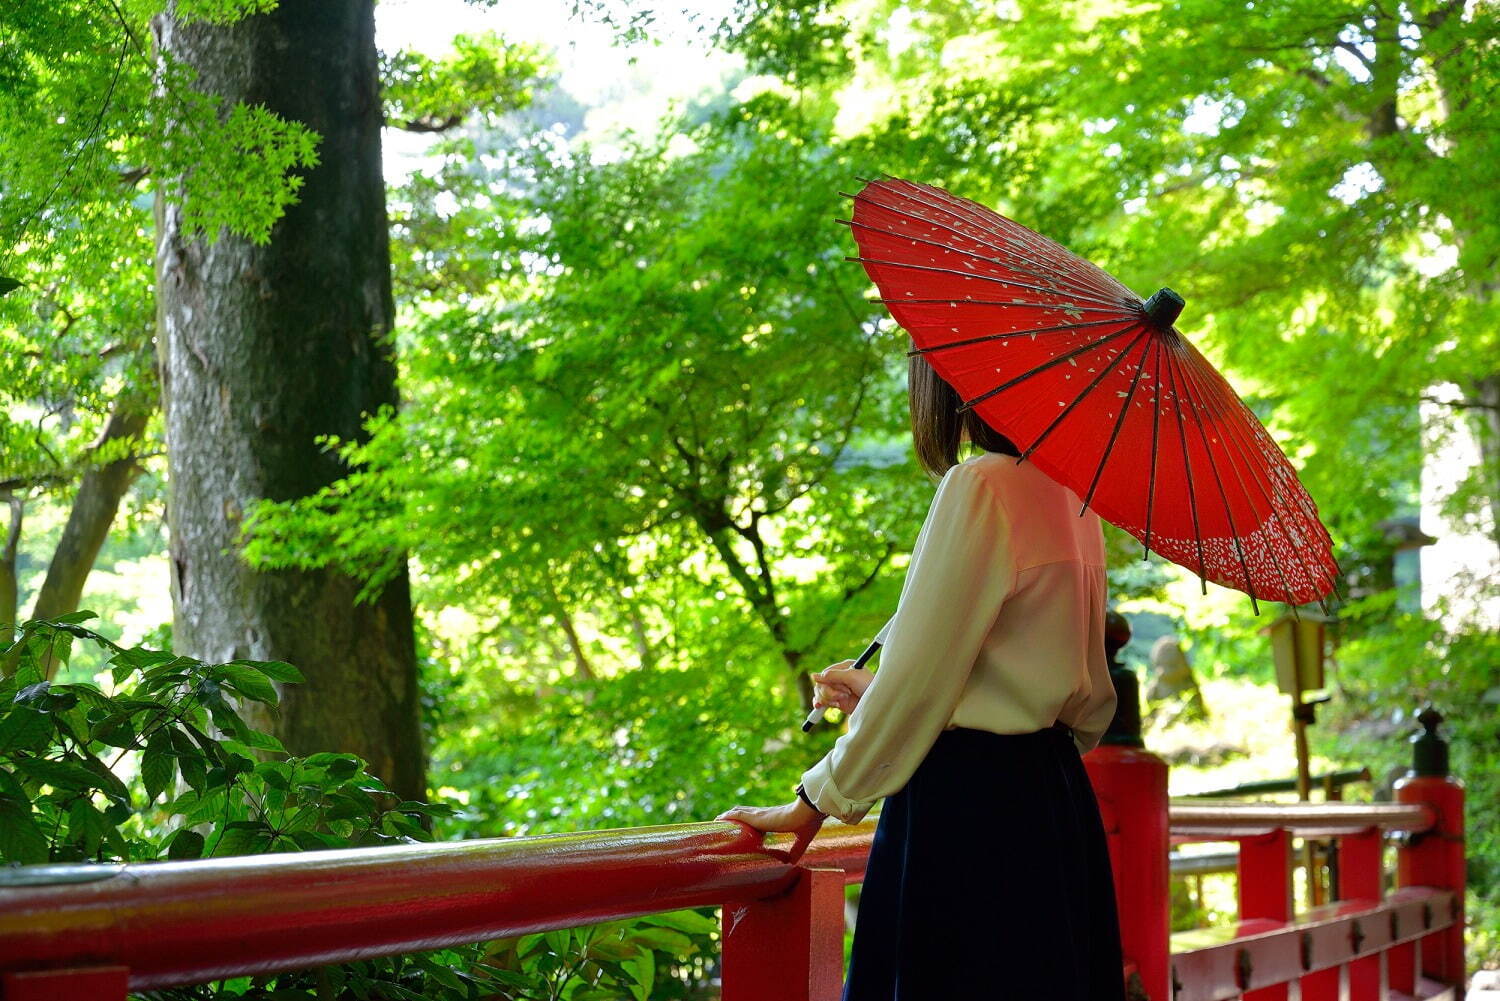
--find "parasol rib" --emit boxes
[879,178,1117,283]
[953,325,1140,415]
[1017,328,1153,465]
[904,317,1132,357]
[1177,345,1337,567]
[1172,342,1338,608]
[1176,356,1262,613]
[848,255,1133,311]
[895,180,1133,303]
[855,184,1127,302]
[1173,356,1304,608]
[1080,332,1158,516]
[858,180,1128,300]
[1143,338,1165,561]
[844,193,1127,303]
[1162,350,1209,592]
[842,218,1129,310]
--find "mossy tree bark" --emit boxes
[152,0,425,799]
[31,401,152,678]
[30,416,150,625]
[0,494,21,635]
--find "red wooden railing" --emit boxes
[0,710,1466,1001]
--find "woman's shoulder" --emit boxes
[956,449,1027,494]
[960,452,1099,523]
[960,452,1106,564]
[931,453,1014,521]
[963,449,1077,499]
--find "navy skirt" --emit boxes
[841,723,1126,1001]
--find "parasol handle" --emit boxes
[801,640,882,733]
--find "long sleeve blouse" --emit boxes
[798,450,1115,825]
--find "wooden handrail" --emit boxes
[0,761,1463,1001]
[1168,800,1436,839]
[1176,767,1371,799]
[1168,886,1460,1001]
[0,798,1431,991]
[0,820,872,992]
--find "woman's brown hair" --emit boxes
[908,344,1019,479]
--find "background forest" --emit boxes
[1,0,1496,995]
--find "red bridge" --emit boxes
[0,704,1465,1001]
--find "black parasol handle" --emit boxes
[800,640,882,732]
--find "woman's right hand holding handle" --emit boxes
[811,660,874,715]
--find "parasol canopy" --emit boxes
[846,176,1339,611]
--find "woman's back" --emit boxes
[802,449,1117,827]
[950,451,1113,753]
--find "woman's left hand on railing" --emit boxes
[715,798,826,865]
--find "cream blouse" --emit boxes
[798,450,1116,825]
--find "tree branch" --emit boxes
[387,114,464,133]
[804,540,898,653]
[1419,393,1500,414]
[1334,38,1376,74]
[0,492,25,632]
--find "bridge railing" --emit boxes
[0,709,1466,1001]
[1086,705,1465,1001]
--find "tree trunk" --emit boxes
[628,606,654,671]
[555,605,595,682]
[542,570,595,681]
[30,405,151,677]
[0,493,21,636]
[1470,373,1500,555]
[152,0,425,800]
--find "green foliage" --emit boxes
[0,1,319,263]
[1314,600,1500,963]
[0,1,546,649]
[482,911,720,1001]
[169,0,280,22]
[150,79,321,247]
[0,615,723,999]
[426,638,817,838]
[717,0,855,84]
[0,613,441,864]
[382,32,549,133]
[241,93,935,706]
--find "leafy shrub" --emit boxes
[0,615,720,1000]
[426,651,812,841]
[1315,599,1500,967]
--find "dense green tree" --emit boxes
[854,0,1497,563]
[2,2,543,795]
[240,77,1054,718]
[247,101,900,712]
[4,0,1495,964]
[0,0,307,656]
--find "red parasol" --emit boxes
[845,176,1339,611]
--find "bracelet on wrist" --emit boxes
[795,783,827,816]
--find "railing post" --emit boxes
[1339,826,1383,1001]
[1238,829,1291,1001]
[720,867,845,1001]
[1,967,129,1000]
[1394,706,1466,993]
[1085,612,1169,1001]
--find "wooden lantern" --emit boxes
[1269,613,1329,695]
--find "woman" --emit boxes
[715,349,1127,1000]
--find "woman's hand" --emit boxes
[715,798,826,864]
[811,660,874,715]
